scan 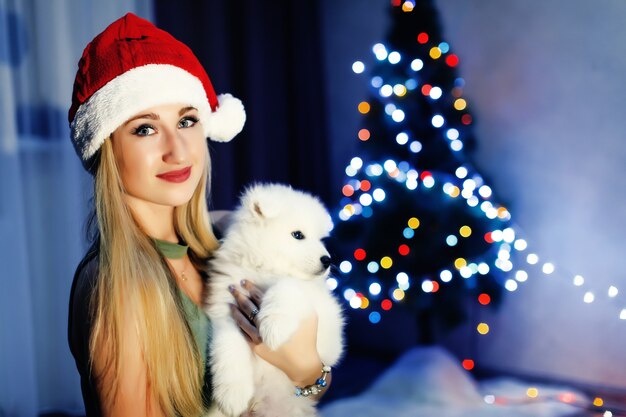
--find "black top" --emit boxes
[67,241,213,416]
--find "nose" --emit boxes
[320,255,331,269]
[162,128,187,164]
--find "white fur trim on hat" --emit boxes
[70,64,245,161]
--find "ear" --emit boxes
[240,183,284,220]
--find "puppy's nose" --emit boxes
[320,255,331,269]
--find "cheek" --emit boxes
[117,144,160,188]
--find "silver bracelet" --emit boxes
[294,365,331,397]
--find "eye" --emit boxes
[179,116,199,129]
[132,124,156,137]
[291,231,305,240]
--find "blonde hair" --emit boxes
[90,138,219,416]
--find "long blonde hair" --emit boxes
[90,138,219,416]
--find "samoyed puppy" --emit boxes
[204,183,344,417]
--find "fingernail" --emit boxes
[240,279,247,287]
[228,284,235,293]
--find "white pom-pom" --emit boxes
[205,93,246,142]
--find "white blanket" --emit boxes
[320,347,585,417]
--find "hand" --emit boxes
[229,280,323,387]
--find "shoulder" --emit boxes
[67,240,106,416]
[71,240,100,306]
[68,240,100,366]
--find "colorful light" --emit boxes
[396,272,409,285]
[401,1,414,12]
[368,311,381,324]
[429,47,442,59]
[380,256,393,269]
[440,269,452,282]
[446,54,459,67]
[396,132,409,145]
[367,261,379,273]
[358,101,370,114]
[408,217,420,229]
[505,279,518,292]
[431,114,445,127]
[411,58,424,71]
[462,359,475,371]
[373,43,388,60]
[417,32,429,44]
[381,299,392,310]
[358,128,370,141]
[392,288,405,300]
[392,109,405,122]
[369,282,382,296]
[325,278,338,292]
[429,86,443,99]
[398,244,410,255]
[454,258,467,269]
[515,270,528,282]
[478,294,491,305]
[352,61,365,74]
[393,84,407,96]
[454,98,467,110]
[477,322,490,335]
[388,51,401,64]
[354,248,366,261]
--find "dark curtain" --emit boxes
[154,0,332,210]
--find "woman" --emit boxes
[68,13,329,417]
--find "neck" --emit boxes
[124,194,178,242]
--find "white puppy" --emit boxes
[204,183,344,417]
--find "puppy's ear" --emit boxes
[241,183,283,220]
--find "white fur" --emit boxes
[205,183,344,417]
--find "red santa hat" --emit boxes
[68,13,245,171]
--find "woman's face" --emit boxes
[110,103,207,210]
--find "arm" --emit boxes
[229,282,333,399]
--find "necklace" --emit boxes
[153,238,190,282]
[169,257,188,282]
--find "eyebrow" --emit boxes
[123,106,198,126]
[179,106,197,116]
[123,112,159,126]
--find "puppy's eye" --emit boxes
[292,231,305,240]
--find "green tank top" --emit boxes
[153,238,213,404]
[179,287,211,365]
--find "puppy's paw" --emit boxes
[258,312,300,351]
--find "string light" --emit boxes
[335,9,626,403]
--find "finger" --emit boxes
[240,279,263,307]
[230,304,262,344]
[229,285,260,320]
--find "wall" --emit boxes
[322,0,626,389]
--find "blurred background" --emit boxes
[1,0,625,416]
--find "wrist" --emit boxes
[291,360,324,387]
[294,365,331,397]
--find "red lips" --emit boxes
[156,166,191,183]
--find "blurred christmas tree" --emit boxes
[330,0,516,342]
